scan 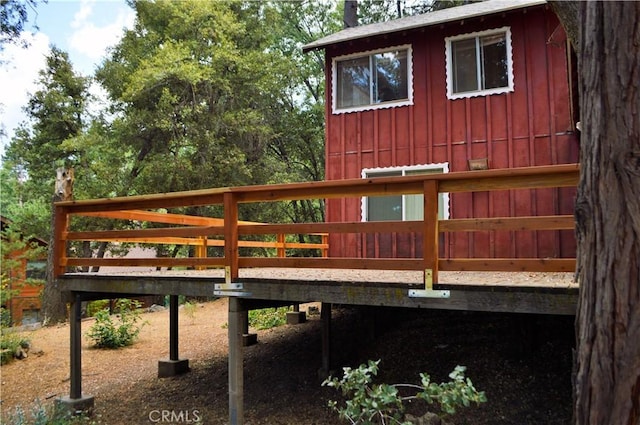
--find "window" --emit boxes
[26,261,46,281]
[361,164,450,221]
[333,45,413,113]
[445,27,513,99]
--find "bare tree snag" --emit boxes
[344,0,358,28]
[42,168,74,324]
[548,1,580,51]
[569,2,640,424]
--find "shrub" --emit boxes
[1,330,30,365]
[85,299,110,317]
[85,299,145,349]
[248,307,288,330]
[182,301,198,321]
[6,400,95,425]
[323,360,487,424]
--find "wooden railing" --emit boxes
[53,164,579,286]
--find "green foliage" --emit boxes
[182,301,197,321]
[248,307,289,330]
[5,400,96,425]
[0,224,46,328]
[323,360,487,424]
[85,299,145,349]
[85,299,110,317]
[0,0,41,53]
[417,365,488,416]
[0,330,30,365]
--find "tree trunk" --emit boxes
[41,194,68,324]
[572,2,640,424]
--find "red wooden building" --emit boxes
[304,0,579,260]
[1,216,47,326]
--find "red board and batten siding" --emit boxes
[324,5,579,260]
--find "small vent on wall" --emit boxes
[468,158,489,171]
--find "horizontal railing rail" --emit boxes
[53,163,579,286]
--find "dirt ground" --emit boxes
[0,294,575,425]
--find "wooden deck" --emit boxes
[51,164,580,424]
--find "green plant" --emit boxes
[85,299,145,349]
[5,400,96,424]
[182,301,198,321]
[323,360,487,424]
[85,299,110,317]
[248,307,289,330]
[0,330,30,365]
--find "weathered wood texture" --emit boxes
[573,2,640,424]
[323,4,579,259]
[43,168,75,323]
[58,274,578,316]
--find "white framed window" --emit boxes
[333,45,413,114]
[445,27,514,100]
[361,164,450,222]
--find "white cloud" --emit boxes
[0,32,51,151]
[68,1,135,62]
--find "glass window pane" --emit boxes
[405,194,423,220]
[366,170,402,221]
[480,33,507,89]
[452,38,478,93]
[373,50,408,103]
[368,195,403,221]
[337,56,370,108]
[26,260,46,280]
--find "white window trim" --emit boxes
[361,163,450,222]
[332,44,414,114]
[445,27,514,100]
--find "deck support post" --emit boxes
[55,292,94,416]
[158,294,189,377]
[229,297,246,425]
[286,303,306,325]
[242,310,257,346]
[318,302,332,379]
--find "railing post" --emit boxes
[277,233,285,258]
[196,236,207,270]
[53,206,69,277]
[423,180,439,287]
[224,192,239,282]
[322,234,329,258]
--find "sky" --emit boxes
[0,0,136,157]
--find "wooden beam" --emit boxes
[439,258,576,272]
[55,164,579,213]
[439,215,575,232]
[65,257,225,268]
[58,276,578,315]
[239,257,424,270]
[70,292,82,399]
[169,295,179,361]
[423,180,439,285]
[224,192,239,282]
[53,206,69,277]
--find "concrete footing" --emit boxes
[242,333,258,346]
[286,310,306,324]
[55,395,95,417]
[158,359,190,377]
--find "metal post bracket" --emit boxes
[408,288,451,298]
[214,283,251,297]
[408,268,451,299]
